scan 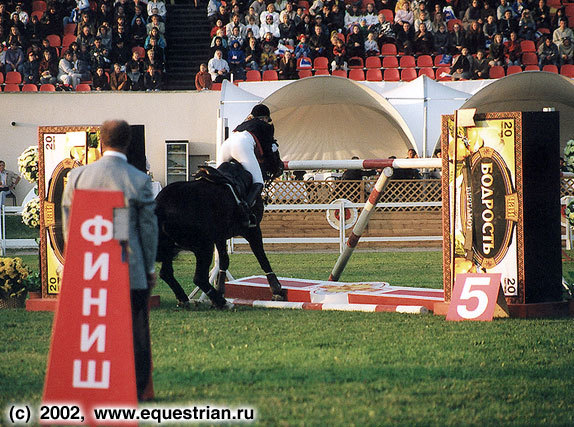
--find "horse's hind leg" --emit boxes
[214,240,230,295]
[195,244,229,309]
[159,258,189,305]
[244,227,286,300]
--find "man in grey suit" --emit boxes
[62,120,158,401]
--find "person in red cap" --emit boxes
[216,103,279,227]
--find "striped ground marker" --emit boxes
[227,298,430,314]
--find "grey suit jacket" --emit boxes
[62,154,158,290]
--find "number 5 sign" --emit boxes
[447,274,509,321]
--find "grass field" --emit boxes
[1,251,574,426]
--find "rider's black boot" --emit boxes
[240,183,264,228]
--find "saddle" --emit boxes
[194,161,253,204]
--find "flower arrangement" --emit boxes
[22,196,40,229]
[564,139,574,172]
[0,257,31,300]
[17,145,39,183]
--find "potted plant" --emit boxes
[0,257,33,309]
[23,272,42,299]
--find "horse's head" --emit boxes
[261,139,284,184]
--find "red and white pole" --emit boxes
[328,167,394,281]
[283,158,442,171]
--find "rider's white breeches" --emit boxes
[217,131,264,185]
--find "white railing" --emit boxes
[0,205,38,256]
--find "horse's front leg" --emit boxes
[244,226,286,301]
[214,239,230,295]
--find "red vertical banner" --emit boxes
[43,189,137,425]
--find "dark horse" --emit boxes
[154,153,285,309]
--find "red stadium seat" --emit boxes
[520,40,536,53]
[313,56,329,70]
[434,54,451,66]
[332,69,347,77]
[399,55,416,68]
[62,34,77,50]
[348,56,364,69]
[447,19,462,32]
[22,84,38,91]
[211,82,222,90]
[314,68,329,75]
[39,84,56,91]
[489,65,505,78]
[382,56,398,68]
[32,0,47,11]
[380,9,393,23]
[506,65,522,75]
[436,66,452,81]
[64,23,77,35]
[262,70,278,80]
[366,68,382,81]
[560,64,574,77]
[0,72,4,84]
[365,56,381,69]
[380,43,397,56]
[418,67,435,78]
[348,69,365,81]
[296,56,312,70]
[46,34,61,48]
[383,68,400,81]
[542,64,558,73]
[5,71,22,84]
[298,69,312,78]
[298,0,310,10]
[521,52,538,65]
[246,69,262,81]
[4,84,20,92]
[416,55,433,68]
[524,65,540,71]
[132,46,145,59]
[31,10,44,20]
[401,68,417,81]
[75,84,92,91]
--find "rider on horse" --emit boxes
[216,103,279,227]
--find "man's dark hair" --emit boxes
[100,120,131,150]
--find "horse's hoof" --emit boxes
[212,300,235,310]
[176,300,191,309]
[271,290,287,301]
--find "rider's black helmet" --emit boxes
[251,104,271,118]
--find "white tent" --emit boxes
[220,77,417,161]
[382,75,470,157]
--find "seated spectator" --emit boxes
[451,46,473,80]
[414,10,433,33]
[347,23,364,58]
[91,66,110,90]
[517,9,536,41]
[208,0,223,25]
[533,0,550,30]
[553,19,574,48]
[465,20,485,54]
[131,16,147,46]
[11,3,28,26]
[277,49,297,79]
[324,3,344,34]
[372,12,396,47]
[488,33,506,66]
[73,47,92,81]
[481,1,496,24]
[97,24,113,51]
[58,50,83,88]
[260,3,279,26]
[497,0,514,20]
[211,18,226,37]
[127,61,144,90]
[434,23,451,54]
[213,4,230,27]
[145,27,166,50]
[111,38,132,67]
[96,3,114,29]
[146,36,165,66]
[7,25,25,48]
[294,33,309,59]
[109,62,129,90]
[228,25,245,47]
[226,13,246,38]
[499,9,518,40]
[9,10,26,36]
[278,13,296,47]
[147,14,165,35]
[244,36,261,69]
[147,0,167,21]
[462,0,481,30]
[90,37,111,70]
[450,22,466,54]
[227,39,246,79]
[210,34,228,57]
[26,14,44,46]
[472,49,490,79]
[0,160,20,206]
[42,4,63,36]
[143,64,162,90]
[39,49,59,85]
[506,31,522,66]
[144,47,164,71]
[260,13,280,40]
[21,50,39,84]
[432,6,447,32]
[244,6,260,26]
[259,42,277,70]
[76,12,96,37]
[296,13,313,39]
[208,48,230,82]
[394,2,414,29]
[331,36,347,70]
[559,36,574,65]
[396,21,414,55]
[483,14,497,47]
[364,32,380,57]
[308,23,328,58]
[4,41,24,72]
[244,15,260,39]
[195,63,212,90]
[132,4,147,26]
[344,4,362,30]
[77,24,96,50]
[551,7,566,31]
[414,22,434,54]
[538,35,559,67]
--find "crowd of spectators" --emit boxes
[198,0,574,86]
[0,0,168,91]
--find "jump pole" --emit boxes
[283,158,442,282]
